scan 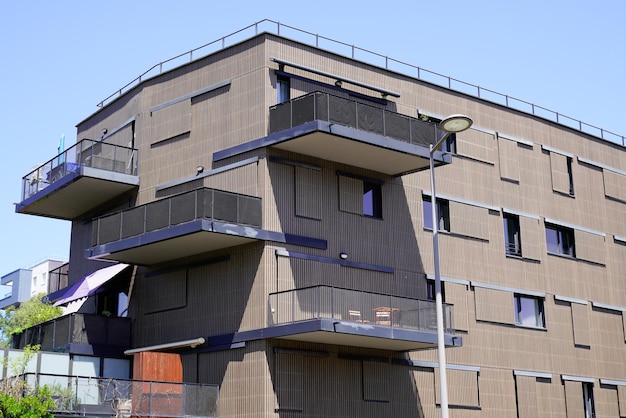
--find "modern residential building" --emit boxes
[0,259,64,310]
[14,20,626,417]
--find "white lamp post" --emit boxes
[429,114,473,418]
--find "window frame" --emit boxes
[514,294,545,329]
[545,223,576,258]
[423,196,450,232]
[503,213,522,257]
[363,181,382,218]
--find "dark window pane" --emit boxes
[363,182,382,218]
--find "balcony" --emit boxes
[86,187,263,265]
[16,139,139,220]
[7,373,218,418]
[266,92,449,176]
[12,313,131,356]
[267,286,460,351]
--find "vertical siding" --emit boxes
[445,282,469,331]
[519,215,542,260]
[563,380,585,418]
[574,229,606,265]
[294,166,322,220]
[603,169,626,202]
[456,128,495,164]
[571,302,591,347]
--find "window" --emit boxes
[338,174,383,219]
[277,75,290,104]
[545,223,575,257]
[567,156,574,196]
[423,196,450,232]
[514,294,545,328]
[363,181,382,218]
[427,280,445,301]
[503,213,521,256]
[583,382,595,418]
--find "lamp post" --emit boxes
[429,114,473,418]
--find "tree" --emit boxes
[0,294,62,347]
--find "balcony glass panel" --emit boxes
[21,138,138,201]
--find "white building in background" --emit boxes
[0,259,65,309]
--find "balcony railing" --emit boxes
[12,313,131,351]
[91,187,262,247]
[269,285,454,334]
[269,91,442,148]
[6,373,218,418]
[48,263,69,294]
[21,138,138,201]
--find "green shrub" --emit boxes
[0,386,55,418]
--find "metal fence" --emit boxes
[269,91,442,148]
[269,285,454,334]
[7,372,218,418]
[21,138,138,201]
[91,187,262,246]
[95,19,625,146]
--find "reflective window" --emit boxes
[515,294,545,328]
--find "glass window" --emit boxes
[545,223,575,257]
[427,280,445,301]
[277,75,290,104]
[583,382,595,418]
[363,181,382,218]
[514,294,545,328]
[423,196,450,232]
[504,213,521,256]
[567,156,574,196]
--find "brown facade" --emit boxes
[19,26,626,417]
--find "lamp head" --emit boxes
[439,114,473,133]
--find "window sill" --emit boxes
[514,323,547,331]
[546,251,576,260]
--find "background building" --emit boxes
[0,259,64,310]
[14,21,626,417]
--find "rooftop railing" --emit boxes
[5,372,218,418]
[269,285,454,334]
[21,138,138,201]
[96,19,625,147]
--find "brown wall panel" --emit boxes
[563,380,584,418]
[515,375,539,418]
[603,169,626,203]
[456,128,495,164]
[295,166,322,220]
[449,201,489,240]
[519,216,542,260]
[571,302,591,347]
[474,286,515,324]
[549,152,571,195]
[434,369,479,407]
[498,137,520,182]
[574,229,606,265]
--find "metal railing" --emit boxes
[269,285,454,334]
[13,313,131,350]
[21,138,138,201]
[6,372,218,418]
[269,91,442,147]
[95,19,625,147]
[91,187,262,246]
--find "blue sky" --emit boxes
[1,1,624,275]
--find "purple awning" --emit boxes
[53,263,129,306]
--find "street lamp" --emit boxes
[429,114,473,418]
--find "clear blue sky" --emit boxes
[1,1,624,275]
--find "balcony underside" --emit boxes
[16,168,139,220]
[214,120,449,176]
[207,319,461,352]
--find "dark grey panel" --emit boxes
[270,102,292,133]
[328,94,356,126]
[98,212,122,244]
[213,190,238,222]
[238,196,262,226]
[121,206,146,239]
[410,119,438,147]
[357,103,384,135]
[171,192,197,225]
[292,94,315,126]
[145,199,170,232]
[384,111,411,143]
